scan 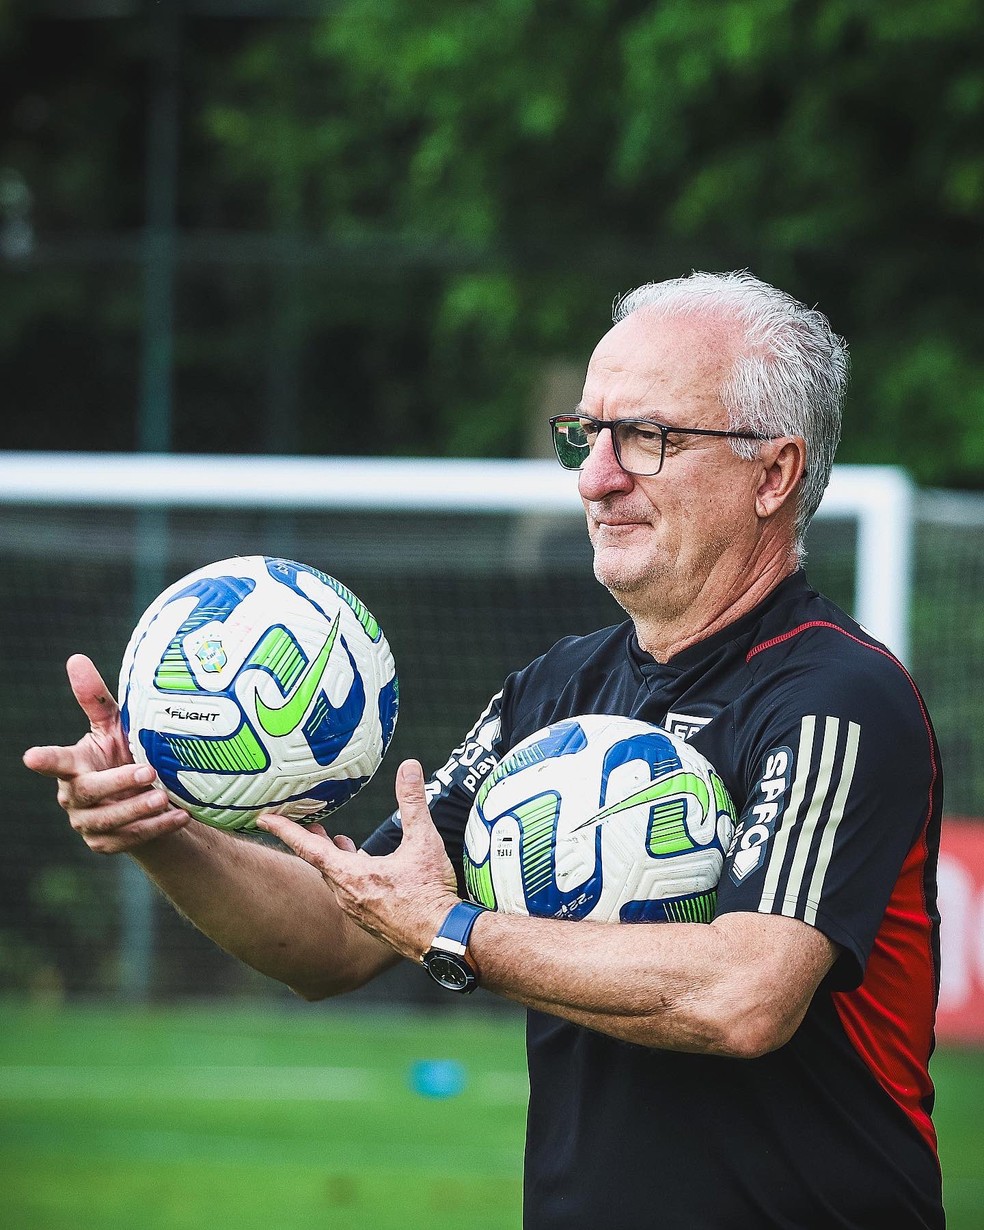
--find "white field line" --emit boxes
[0,1065,529,1104]
[475,1072,530,1103]
[0,1065,381,1101]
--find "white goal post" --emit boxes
[0,452,914,663]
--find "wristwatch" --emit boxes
[421,901,489,993]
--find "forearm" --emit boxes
[466,910,834,1057]
[255,765,836,1050]
[132,822,397,999]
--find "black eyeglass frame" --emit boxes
[548,412,776,477]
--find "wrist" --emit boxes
[416,894,467,960]
[421,900,490,994]
[130,812,222,868]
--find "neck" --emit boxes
[630,545,799,662]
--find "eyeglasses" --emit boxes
[549,413,775,477]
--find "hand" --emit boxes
[22,654,191,854]
[257,759,459,961]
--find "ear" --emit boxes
[755,437,806,520]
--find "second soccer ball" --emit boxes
[463,714,735,923]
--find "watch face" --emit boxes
[424,951,475,993]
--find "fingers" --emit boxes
[62,769,167,825]
[22,737,147,789]
[22,744,79,780]
[257,813,344,871]
[63,784,168,833]
[29,748,187,855]
[82,808,191,856]
[26,653,190,859]
[64,762,159,808]
[64,778,189,854]
[66,654,120,733]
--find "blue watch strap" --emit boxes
[436,900,488,948]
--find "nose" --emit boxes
[577,425,635,503]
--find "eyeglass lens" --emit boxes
[551,418,665,476]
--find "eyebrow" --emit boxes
[572,406,681,427]
[574,404,658,418]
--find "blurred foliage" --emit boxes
[0,0,983,482]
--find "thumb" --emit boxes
[66,654,120,734]
[394,759,432,837]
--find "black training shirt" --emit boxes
[365,571,944,1229]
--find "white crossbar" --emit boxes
[0,452,914,662]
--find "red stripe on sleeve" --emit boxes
[831,831,940,1160]
[748,619,941,1159]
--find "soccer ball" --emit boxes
[118,556,399,831]
[463,714,735,923]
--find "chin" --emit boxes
[592,553,658,600]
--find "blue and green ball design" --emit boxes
[119,556,398,831]
[463,714,735,924]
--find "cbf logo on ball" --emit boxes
[463,714,735,924]
[195,638,227,674]
[118,556,398,832]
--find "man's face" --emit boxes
[577,309,767,624]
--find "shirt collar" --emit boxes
[629,569,813,673]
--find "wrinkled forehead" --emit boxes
[580,309,743,419]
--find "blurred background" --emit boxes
[2,1,984,1227]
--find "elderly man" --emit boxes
[25,271,944,1229]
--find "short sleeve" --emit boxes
[714,656,940,990]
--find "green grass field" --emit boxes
[0,1000,981,1229]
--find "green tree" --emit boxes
[2,0,983,482]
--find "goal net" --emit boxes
[0,453,941,1004]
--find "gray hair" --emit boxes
[613,270,849,554]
